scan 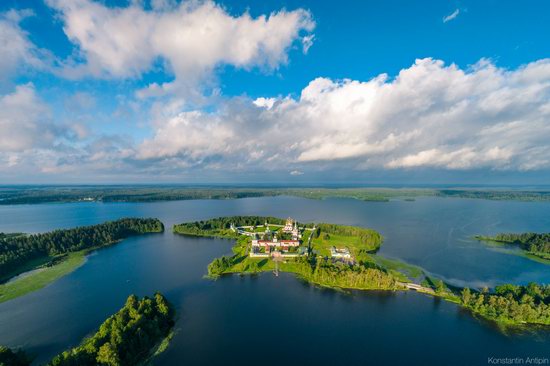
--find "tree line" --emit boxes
[173,216,307,237]
[0,293,175,366]
[0,187,279,205]
[461,283,550,325]
[0,218,164,281]
[208,253,398,291]
[489,232,550,255]
[297,257,398,290]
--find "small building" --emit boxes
[330,246,351,259]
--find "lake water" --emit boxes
[0,196,549,365]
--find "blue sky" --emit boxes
[0,0,549,184]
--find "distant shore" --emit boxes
[2,186,550,205]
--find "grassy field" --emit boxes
[369,255,424,282]
[311,233,377,257]
[0,251,87,304]
[0,255,54,283]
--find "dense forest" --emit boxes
[49,293,174,365]
[294,257,399,290]
[0,346,30,366]
[0,293,174,366]
[480,233,550,257]
[0,186,277,205]
[461,283,550,325]
[0,218,164,281]
[438,189,550,202]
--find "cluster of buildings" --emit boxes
[251,218,302,256]
[232,218,353,261]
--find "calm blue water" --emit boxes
[0,196,549,365]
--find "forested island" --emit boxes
[475,233,550,262]
[2,185,550,205]
[0,293,175,366]
[461,284,550,325]
[0,218,164,303]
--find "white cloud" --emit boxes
[0,9,47,83]
[138,110,234,161]
[253,97,276,109]
[0,84,101,176]
[46,0,315,96]
[0,84,59,152]
[443,9,460,23]
[137,58,550,172]
[4,58,550,179]
[302,34,315,54]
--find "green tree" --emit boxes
[96,343,119,366]
[435,280,446,294]
[0,346,30,366]
[461,288,471,304]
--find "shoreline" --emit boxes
[174,216,547,329]
[0,250,88,304]
[474,236,550,265]
[0,240,130,304]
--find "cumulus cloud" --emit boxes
[46,0,315,96]
[443,9,460,23]
[253,97,276,109]
[0,84,105,177]
[0,84,60,152]
[137,58,550,172]
[4,58,550,179]
[0,9,48,84]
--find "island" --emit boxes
[174,216,550,327]
[0,218,164,304]
[174,216,445,293]
[475,232,550,263]
[0,293,175,366]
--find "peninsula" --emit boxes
[475,232,550,263]
[0,218,164,304]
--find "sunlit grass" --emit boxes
[0,251,87,304]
